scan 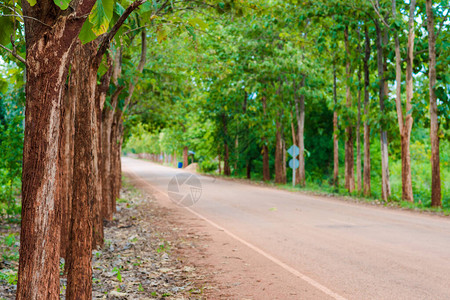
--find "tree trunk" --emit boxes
[290,118,300,185]
[344,26,355,193]
[66,41,100,300]
[363,26,371,197]
[107,27,147,209]
[17,0,95,297]
[275,118,286,184]
[426,0,441,207]
[393,0,414,203]
[295,76,306,187]
[218,153,222,174]
[375,20,391,200]
[262,95,270,181]
[262,143,270,181]
[333,66,339,189]
[356,67,362,194]
[183,146,188,168]
[222,114,231,176]
[224,142,231,176]
[60,81,76,260]
[101,86,124,221]
[174,151,177,168]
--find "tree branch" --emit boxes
[95,0,147,63]
[369,0,390,27]
[0,43,26,65]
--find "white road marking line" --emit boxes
[123,167,347,300]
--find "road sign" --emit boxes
[289,158,299,169]
[287,145,300,157]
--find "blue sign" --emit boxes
[289,158,299,169]
[287,145,300,157]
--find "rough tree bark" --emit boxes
[344,26,355,193]
[374,19,391,200]
[66,41,98,299]
[60,81,75,260]
[393,0,415,202]
[426,0,441,207]
[67,2,146,297]
[101,47,123,221]
[93,49,113,248]
[102,86,124,220]
[333,66,339,189]
[363,26,371,197]
[106,24,147,216]
[17,0,96,298]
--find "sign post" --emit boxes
[287,145,300,187]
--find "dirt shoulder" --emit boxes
[0,180,219,300]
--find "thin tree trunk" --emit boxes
[295,76,306,187]
[93,51,113,249]
[102,86,124,221]
[402,0,415,202]
[262,95,270,181]
[275,117,286,184]
[235,137,239,174]
[108,27,147,210]
[356,67,362,193]
[333,66,339,189]
[290,117,300,185]
[174,151,177,167]
[224,142,231,176]
[426,0,441,207]
[183,146,188,168]
[222,114,231,176]
[344,26,355,193]
[363,26,371,197]
[375,20,391,200]
[17,0,96,297]
[99,50,120,223]
[393,0,415,202]
[262,143,270,181]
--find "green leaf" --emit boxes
[53,0,71,10]
[26,0,37,6]
[0,18,14,45]
[89,0,114,35]
[79,20,97,44]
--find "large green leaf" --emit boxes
[54,0,70,10]
[89,0,114,35]
[0,18,14,45]
[79,20,97,44]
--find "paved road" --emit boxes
[122,157,450,300]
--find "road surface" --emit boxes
[122,157,450,300]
